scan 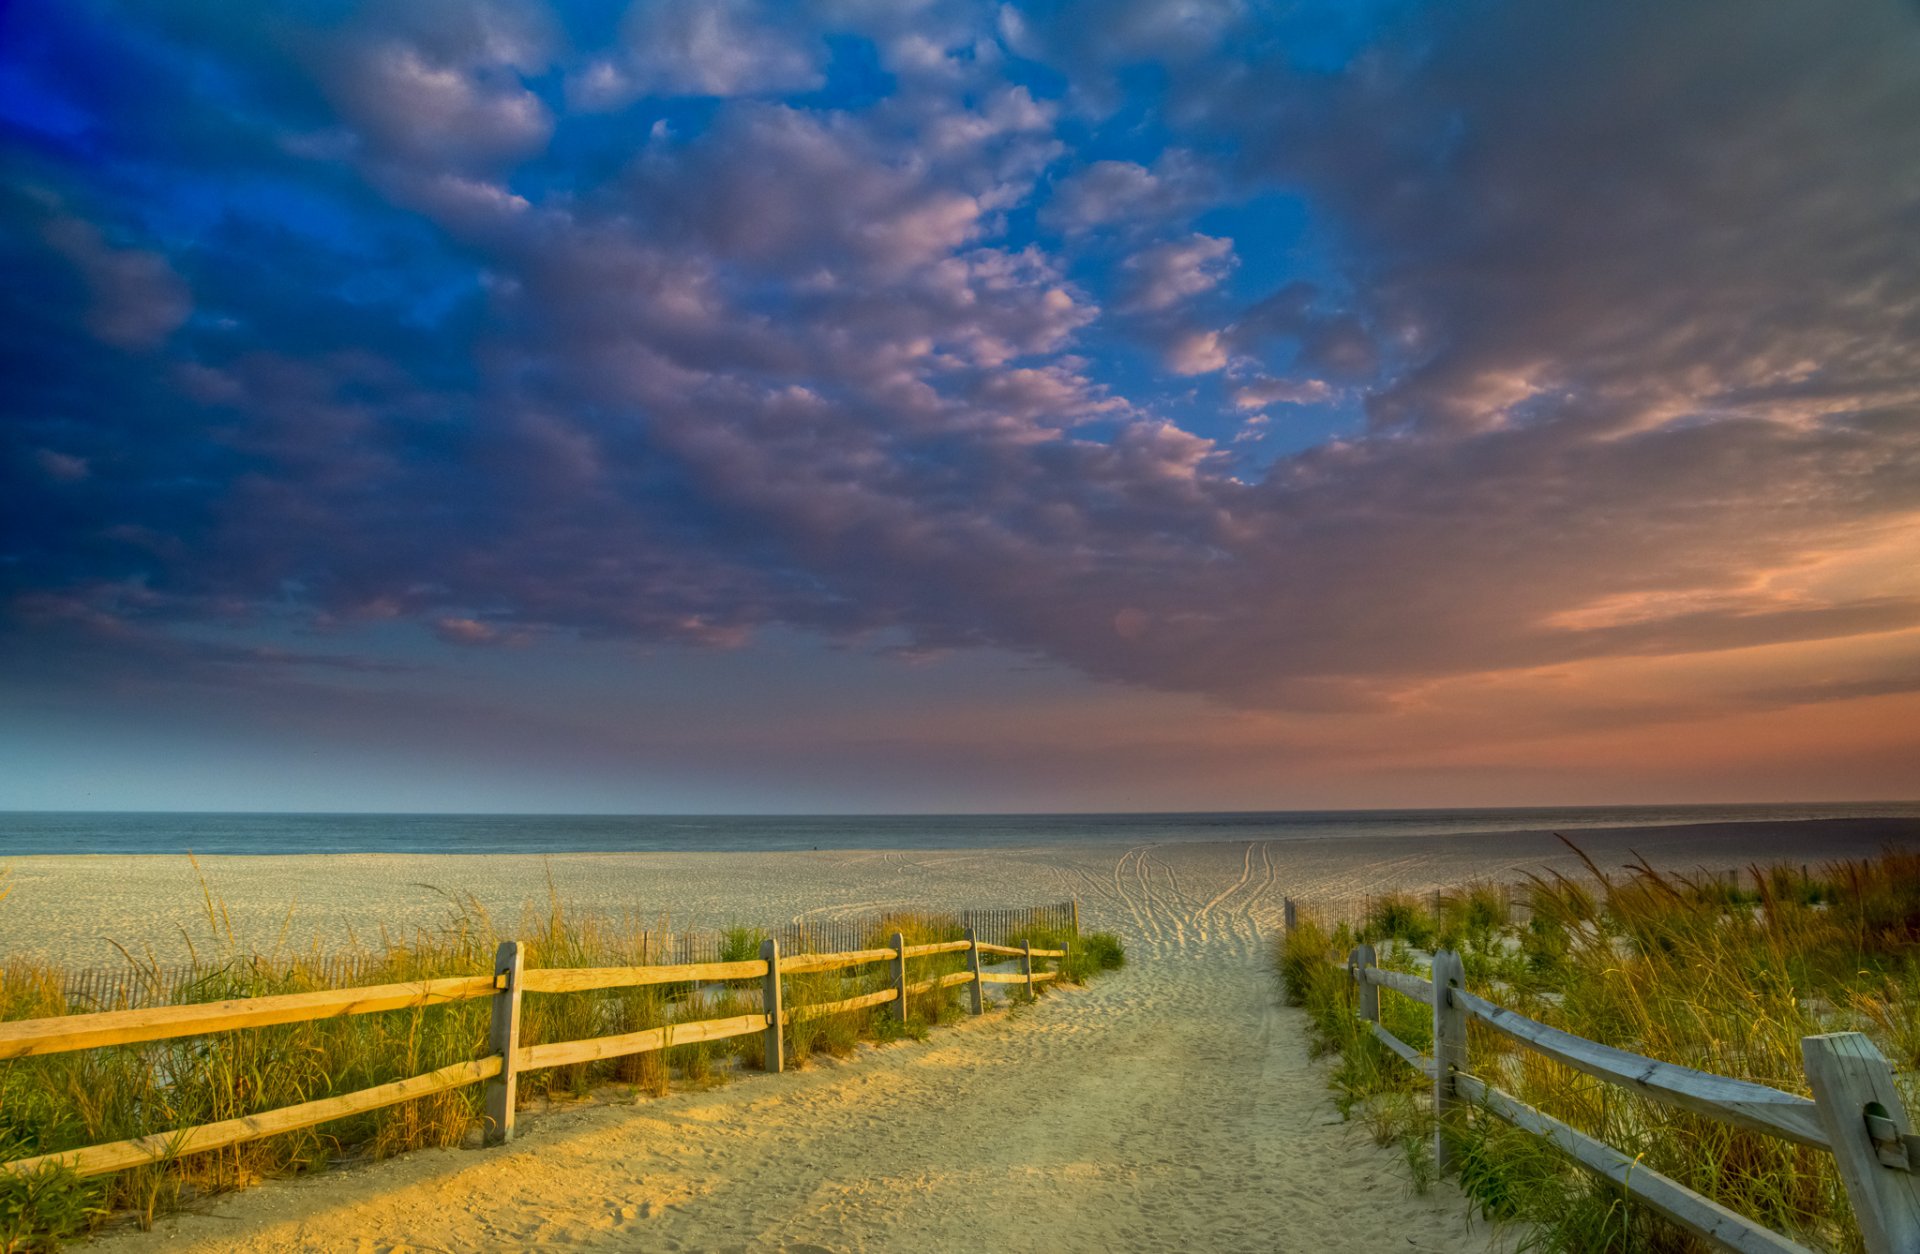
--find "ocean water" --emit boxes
[1,802,1917,856]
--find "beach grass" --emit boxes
[0,880,1103,1250]
[1276,846,1920,1253]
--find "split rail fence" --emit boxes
[0,910,1075,1184]
[43,900,1083,1013]
[1344,945,1920,1254]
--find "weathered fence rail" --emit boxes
[1344,945,1920,1254]
[1,905,1077,1185]
[38,899,1080,1012]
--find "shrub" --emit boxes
[1077,931,1126,974]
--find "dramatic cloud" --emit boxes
[3,0,1918,804]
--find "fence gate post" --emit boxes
[890,931,908,1022]
[965,927,984,1015]
[1350,943,1378,1024]
[1022,940,1035,999]
[1431,948,1467,1175]
[483,939,524,1146]
[760,937,784,1074]
[1803,1032,1920,1254]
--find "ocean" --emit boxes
[3,801,1918,856]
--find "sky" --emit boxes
[3,0,1919,814]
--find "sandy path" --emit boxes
[28,819,1915,1251]
[82,838,1492,1254]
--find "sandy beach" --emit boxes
[5,816,1914,1252]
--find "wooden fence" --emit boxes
[1344,946,1920,1254]
[41,899,1081,1012]
[0,910,1077,1185]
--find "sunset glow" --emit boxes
[4,1,1918,811]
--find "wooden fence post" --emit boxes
[1071,897,1081,937]
[1431,948,1467,1174]
[760,937,784,1074]
[1283,897,1297,931]
[1803,1032,1920,1254]
[483,939,523,1146]
[1022,940,1035,999]
[965,927,984,1015]
[1351,943,1378,1024]
[890,931,907,1022]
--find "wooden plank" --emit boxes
[1027,948,1065,959]
[1802,1032,1920,1254]
[1032,971,1056,984]
[975,942,1026,957]
[1351,944,1379,1024]
[1363,967,1435,1000]
[518,1013,768,1072]
[517,960,767,994]
[3,1056,502,1180]
[1432,950,1467,1175]
[760,938,783,1075]
[889,932,907,1023]
[1371,1021,1435,1078]
[778,949,896,975]
[904,971,978,997]
[1453,988,1828,1150]
[483,940,523,1145]
[979,973,1028,985]
[1455,1073,1814,1254]
[901,940,972,958]
[0,976,497,1059]
[965,927,984,1016]
[788,988,898,1023]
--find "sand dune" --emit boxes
[12,817,1913,1252]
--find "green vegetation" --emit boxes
[0,881,1111,1250]
[1002,925,1126,983]
[1276,847,1920,1253]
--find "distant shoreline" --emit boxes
[3,802,1917,857]
[3,814,1915,969]
[4,812,1920,858]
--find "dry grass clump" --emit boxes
[0,881,1103,1250]
[1277,846,1920,1254]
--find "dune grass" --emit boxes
[1276,846,1920,1253]
[0,881,1107,1252]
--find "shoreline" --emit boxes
[2,816,1913,969]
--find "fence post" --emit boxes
[1071,897,1081,937]
[890,931,907,1022]
[483,939,523,1146]
[1021,940,1035,999]
[965,926,984,1015]
[760,937,784,1075]
[1349,943,1378,1024]
[1803,1032,1920,1254]
[1283,897,1297,931]
[1431,948,1467,1174]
